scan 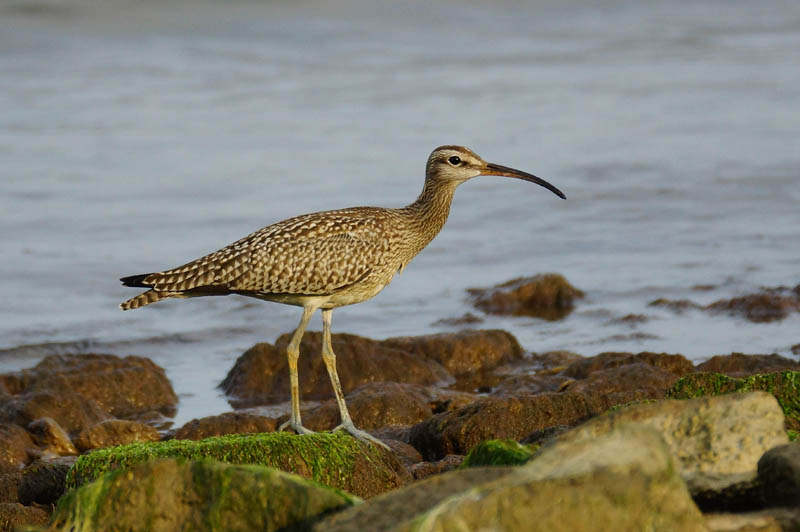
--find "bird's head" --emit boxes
[425,145,565,199]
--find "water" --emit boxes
[1,0,799,427]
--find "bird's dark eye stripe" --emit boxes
[448,156,461,165]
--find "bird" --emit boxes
[120,145,565,449]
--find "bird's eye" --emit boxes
[448,156,462,166]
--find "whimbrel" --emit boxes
[120,145,565,448]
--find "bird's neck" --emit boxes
[400,177,459,254]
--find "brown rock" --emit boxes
[383,440,423,469]
[410,454,464,480]
[706,292,800,323]
[490,373,571,397]
[6,354,178,420]
[0,424,34,472]
[74,419,160,452]
[696,353,799,377]
[1,391,110,436]
[382,329,524,377]
[562,351,694,379]
[221,332,450,408]
[432,313,484,326]
[468,273,585,320]
[530,350,584,372]
[563,363,680,397]
[18,456,75,506]
[758,442,800,508]
[648,298,702,313]
[296,382,434,431]
[0,502,49,531]
[409,390,651,460]
[26,418,77,457]
[173,412,277,440]
[0,472,20,503]
[792,344,800,356]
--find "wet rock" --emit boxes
[529,350,583,373]
[606,313,650,325]
[791,343,800,356]
[382,440,422,469]
[382,329,524,377]
[296,382,434,431]
[47,458,359,532]
[222,333,450,408]
[758,442,800,508]
[67,431,410,499]
[0,423,34,471]
[559,391,789,494]
[648,297,703,313]
[432,312,484,326]
[0,502,49,531]
[174,412,277,440]
[690,471,763,513]
[562,362,681,397]
[562,351,694,379]
[1,391,110,436]
[705,509,797,532]
[3,354,178,420]
[668,371,800,430]
[696,353,799,377]
[409,455,464,481]
[74,419,160,452]
[27,418,77,457]
[18,456,75,506]
[315,467,514,532]
[521,424,570,446]
[489,373,571,397]
[706,290,800,323]
[468,273,585,320]
[0,472,20,503]
[461,439,534,468]
[409,390,650,460]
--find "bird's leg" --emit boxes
[321,309,389,450]
[278,306,316,436]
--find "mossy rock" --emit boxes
[46,458,359,532]
[789,430,799,442]
[460,439,535,468]
[66,431,409,498]
[667,371,800,430]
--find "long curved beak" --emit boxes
[482,163,566,199]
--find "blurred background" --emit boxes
[1,0,798,425]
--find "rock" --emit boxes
[174,412,277,440]
[559,391,789,493]
[562,362,682,397]
[706,290,800,323]
[528,350,583,372]
[74,419,160,452]
[408,390,651,460]
[27,418,77,456]
[0,423,34,471]
[1,391,110,436]
[562,351,694,379]
[221,333,450,408]
[2,354,178,420]
[705,508,800,532]
[67,431,410,499]
[315,467,514,532]
[468,273,585,320]
[668,371,800,430]
[0,472,20,503]
[758,442,800,508]
[0,502,49,531]
[432,312,484,326]
[409,455,464,481]
[489,373,571,397]
[696,353,799,377]
[46,458,359,532]
[295,382,434,431]
[381,440,422,469]
[460,439,534,468]
[382,329,524,377]
[18,456,75,506]
[323,426,706,531]
[791,343,800,356]
[690,471,763,513]
[649,297,703,313]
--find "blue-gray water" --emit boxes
[1,0,799,426]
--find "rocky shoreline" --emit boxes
[1,275,799,531]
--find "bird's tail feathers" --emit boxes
[120,289,175,310]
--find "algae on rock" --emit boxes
[460,439,535,468]
[668,370,800,430]
[66,431,409,499]
[46,458,359,532]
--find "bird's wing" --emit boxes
[140,208,391,296]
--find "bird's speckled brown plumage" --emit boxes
[119,145,565,447]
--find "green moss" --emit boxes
[788,430,799,442]
[667,371,800,430]
[460,439,535,468]
[66,431,383,492]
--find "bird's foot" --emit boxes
[333,422,390,450]
[278,419,316,436]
